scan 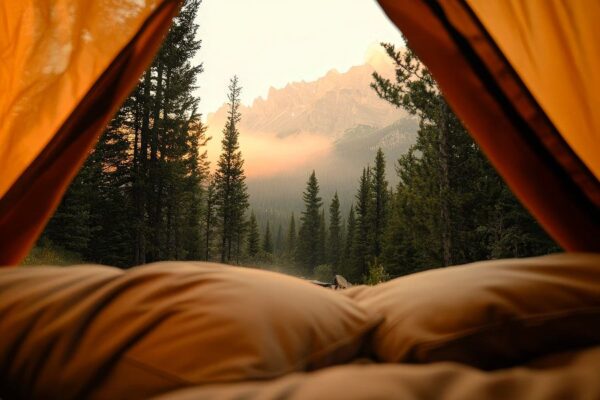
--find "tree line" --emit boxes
[38,11,558,281]
[239,43,559,282]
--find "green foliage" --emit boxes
[274,224,284,256]
[328,192,342,274]
[263,221,273,254]
[364,258,389,285]
[313,264,334,283]
[372,41,558,277]
[34,30,558,278]
[22,239,83,266]
[43,157,95,256]
[341,206,358,281]
[318,210,327,265]
[485,184,559,258]
[371,148,389,258]
[204,175,217,261]
[286,213,297,262]
[341,149,391,283]
[297,171,323,274]
[214,75,250,264]
[246,211,260,258]
[352,167,374,279]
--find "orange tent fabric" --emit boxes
[0,0,182,265]
[377,0,600,251]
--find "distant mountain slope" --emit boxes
[204,49,418,223]
[334,118,418,165]
[247,118,418,228]
[206,61,406,141]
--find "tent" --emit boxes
[0,0,182,265]
[0,0,599,399]
[377,0,600,252]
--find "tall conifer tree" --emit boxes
[354,167,373,280]
[246,211,260,258]
[275,224,284,256]
[318,210,327,265]
[214,76,249,264]
[328,192,342,274]
[297,171,323,273]
[373,40,557,276]
[204,174,217,261]
[263,221,273,254]
[286,213,297,262]
[342,206,358,281]
[371,148,388,258]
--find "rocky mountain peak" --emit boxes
[206,59,405,140]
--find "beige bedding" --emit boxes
[153,346,600,400]
[1,254,599,399]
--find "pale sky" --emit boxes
[194,0,404,117]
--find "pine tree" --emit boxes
[181,113,210,260]
[204,175,217,261]
[328,192,342,274]
[318,209,327,265]
[353,167,373,280]
[286,213,297,262]
[43,156,95,256]
[232,215,247,264]
[263,221,273,254]
[487,182,559,258]
[371,148,388,258]
[246,211,260,258]
[138,0,205,263]
[297,171,323,273]
[373,40,558,275]
[372,42,453,267]
[275,224,284,256]
[381,186,421,276]
[86,96,136,267]
[214,76,249,264]
[342,206,358,281]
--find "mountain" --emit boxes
[206,62,406,141]
[334,118,419,164]
[245,118,418,230]
[204,48,418,224]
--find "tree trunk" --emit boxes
[148,60,164,262]
[438,100,452,267]
[205,192,212,261]
[135,70,152,265]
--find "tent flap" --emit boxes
[0,0,182,265]
[377,0,600,251]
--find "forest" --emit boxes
[30,0,559,283]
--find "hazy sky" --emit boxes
[194,0,404,117]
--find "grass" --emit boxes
[21,240,83,266]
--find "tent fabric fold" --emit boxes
[377,0,600,252]
[0,0,182,265]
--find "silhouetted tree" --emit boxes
[246,211,260,258]
[328,192,342,274]
[297,171,323,273]
[214,76,249,264]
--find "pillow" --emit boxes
[0,262,381,400]
[344,253,600,369]
[152,345,600,400]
